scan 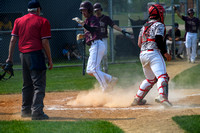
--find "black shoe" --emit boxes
[177,54,183,59]
[32,113,49,120]
[21,111,31,118]
[21,113,31,118]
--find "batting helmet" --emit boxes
[149,4,165,23]
[93,3,103,11]
[174,22,179,28]
[187,8,194,15]
[79,1,93,14]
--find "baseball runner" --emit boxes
[93,3,128,73]
[175,7,200,63]
[131,4,172,108]
[73,1,118,92]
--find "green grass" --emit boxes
[0,120,124,133]
[0,63,143,94]
[172,115,200,133]
[172,63,200,89]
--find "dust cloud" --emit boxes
[67,83,138,107]
[67,80,195,108]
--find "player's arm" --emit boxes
[42,39,53,70]
[113,25,122,32]
[174,6,182,19]
[83,24,97,33]
[156,35,171,61]
[138,36,142,48]
[6,36,17,63]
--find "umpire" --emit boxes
[6,0,53,120]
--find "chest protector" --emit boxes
[141,21,157,43]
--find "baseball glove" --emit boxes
[122,29,134,39]
[77,34,85,41]
[0,61,14,80]
[72,17,84,24]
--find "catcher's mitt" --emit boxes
[77,34,85,41]
[0,61,14,80]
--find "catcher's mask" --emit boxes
[149,4,165,24]
[0,62,14,81]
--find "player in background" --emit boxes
[131,4,172,108]
[72,1,117,92]
[174,7,200,63]
[93,3,126,73]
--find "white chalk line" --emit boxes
[46,93,200,111]
[45,105,200,111]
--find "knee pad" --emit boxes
[157,73,169,96]
[136,77,157,99]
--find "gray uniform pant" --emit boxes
[20,52,46,116]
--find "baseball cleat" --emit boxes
[155,95,172,108]
[109,77,118,87]
[131,97,147,106]
[105,77,118,92]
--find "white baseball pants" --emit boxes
[86,40,112,91]
[136,50,169,98]
[185,32,198,62]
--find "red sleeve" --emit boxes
[11,19,19,36]
[41,19,51,39]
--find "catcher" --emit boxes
[73,1,118,92]
[131,4,172,108]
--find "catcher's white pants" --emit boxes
[136,50,168,98]
[86,40,112,91]
[185,32,198,62]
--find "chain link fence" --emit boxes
[0,0,199,67]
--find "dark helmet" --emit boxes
[79,1,93,14]
[93,3,103,11]
[149,4,165,23]
[187,8,194,15]
[174,22,179,28]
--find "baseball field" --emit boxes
[0,60,200,133]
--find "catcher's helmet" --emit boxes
[187,8,194,15]
[93,3,103,11]
[79,1,93,14]
[149,4,165,23]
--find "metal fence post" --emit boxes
[109,0,114,63]
[185,0,188,15]
[171,0,175,59]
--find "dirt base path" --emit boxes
[0,60,200,133]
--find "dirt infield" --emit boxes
[0,60,200,133]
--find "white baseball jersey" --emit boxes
[139,20,165,51]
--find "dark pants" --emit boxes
[20,51,46,116]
